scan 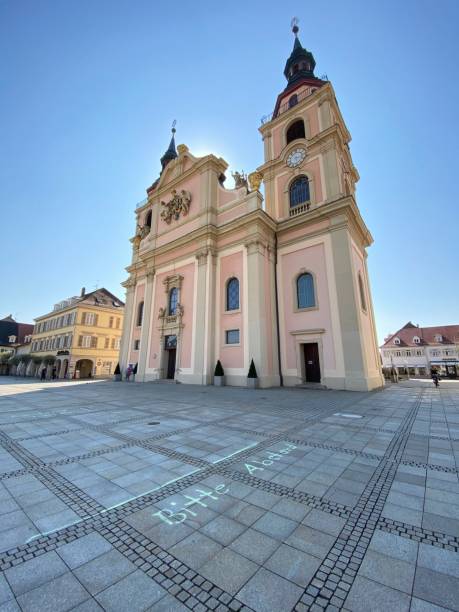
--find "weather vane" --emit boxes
[291,16,299,36]
[171,119,176,134]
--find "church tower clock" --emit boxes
[258,22,383,390]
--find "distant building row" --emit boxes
[380,322,459,378]
[1,288,124,380]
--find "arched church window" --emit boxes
[169,287,179,315]
[297,273,315,309]
[358,274,367,311]
[286,119,305,144]
[288,94,298,108]
[289,176,310,208]
[145,210,152,230]
[137,301,144,326]
[226,278,239,311]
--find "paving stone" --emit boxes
[200,516,246,546]
[368,530,418,563]
[410,597,451,611]
[200,549,258,595]
[236,567,303,612]
[229,528,280,564]
[302,509,346,537]
[169,532,222,571]
[358,550,415,594]
[0,575,13,606]
[264,544,321,587]
[74,549,137,594]
[344,575,411,612]
[417,542,459,577]
[286,525,335,559]
[147,593,190,611]
[95,570,166,610]
[5,550,67,596]
[413,567,459,611]
[56,532,112,569]
[16,572,90,612]
[252,512,297,540]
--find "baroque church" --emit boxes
[119,25,384,391]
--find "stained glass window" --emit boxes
[297,273,315,309]
[226,278,239,311]
[290,176,310,208]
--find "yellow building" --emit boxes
[30,288,124,379]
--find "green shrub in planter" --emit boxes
[247,359,258,388]
[114,363,122,381]
[214,360,225,386]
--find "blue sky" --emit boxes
[1,0,458,343]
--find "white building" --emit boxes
[380,322,459,378]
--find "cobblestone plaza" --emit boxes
[0,378,458,611]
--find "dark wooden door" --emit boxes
[304,343,321,383]
[166,349,176,379]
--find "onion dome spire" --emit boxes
[284,18,317,86]
[160,120,178,171]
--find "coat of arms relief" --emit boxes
[160,189,192,224]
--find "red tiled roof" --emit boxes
[381,322,459,348]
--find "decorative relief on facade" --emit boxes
[160,190,192,224]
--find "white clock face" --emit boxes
[287,148,306,168]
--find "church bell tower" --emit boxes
[257,21,384,391]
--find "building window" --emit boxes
[111,338,115,349]
[109,316,114,328]
[297,273,315,309]
[416,350,422,356]
[394,338,400,345]
[137,301,144,326]
[82,312,97,326]
[169,287,179,315]
[413,336,420,344]
[116,317,120,329]
[114,338,120,350]
[133,339,140,350]
[396,351,401,357]
[79,335,92,348]
[90,336,97,348]
[226,278,240,311]
[145,210,152,230]
[435,334,443,342]
[406,350,411,357]
[358,274,367,311]
[289,176,310,208]
[104,337,110,349]
[286,119,305,144]
[226,329,240,344]
[288,94,298,108]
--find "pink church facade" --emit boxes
[119,30,384,391]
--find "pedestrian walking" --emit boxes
[40,368,46,381]
[126,365,132,381]
[132,363,138,382]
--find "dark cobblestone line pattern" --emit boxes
[218,468,352,519]
[294,391,424,611]
[377,517,459,552]
[99,519,252,611]
[398,459,459,473]
[0,431,106,517]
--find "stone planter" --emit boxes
[247,377,259,389]
[214,375,225,387]
[113,374,122,381]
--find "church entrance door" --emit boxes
[166,349,176,379]
[304,343,321,383]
